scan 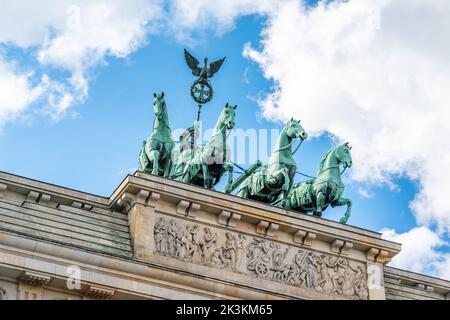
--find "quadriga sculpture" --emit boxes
[237,118,308,206]
[285,143,353,224]
[138,92,174,177]
[179,103,236,189]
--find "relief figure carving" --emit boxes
[234,233,246,270]
[153,215,368,299]
[167,219,178,256]
[185,225,201,263]
[200,227,217,264]
[154,216,167,255]
[221,232,237,270]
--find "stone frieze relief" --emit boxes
[153,215,368,299]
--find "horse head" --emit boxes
[317,143,353,176]
[220,103,237,130]
[336,142,353,169]
[153,92,167,121]
[286,117,307,141]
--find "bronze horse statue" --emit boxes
[138,92,174,177]
[285,143,353,223]
[237,118,308,206]
[179,103,236,189]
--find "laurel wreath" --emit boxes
[190,79,214,104]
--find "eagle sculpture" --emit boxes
[184,49,226,81]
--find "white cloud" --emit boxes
[243,0,450,236]
[39,74,77,121]
[37,1,162,98]
[0,0,449,278]
[157,0,450,279]
[382,227,450,280]
[0,0,274,123]
[166,0,276,41]
[0,57,43,126]
[0,0,163,123]
[356,187,373,199]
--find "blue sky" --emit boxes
[0,0,448,279]
[0,13,417,233]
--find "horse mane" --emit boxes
[154,97,171,131]
[317,146,338,175]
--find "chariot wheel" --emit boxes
[255,262,270,278]
[190,79,213,104]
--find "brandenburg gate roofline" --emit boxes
[0,169,412,300]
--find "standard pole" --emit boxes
[190,104,202,156]
[196,104,202,122]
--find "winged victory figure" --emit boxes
[184,49,226,82]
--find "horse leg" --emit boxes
[238,187,249,199]
[283,197,292,209]
[163,143,174,178]
[274,192,291,209]
[181,165,191,183]
[313,192,326,217]
[164,158,172,178]
[280,169,290,208]
[202,163,210,188]
[139,141,150,172]
[149,150,160,176]
[332,197,352,224]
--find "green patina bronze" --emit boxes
[184,49,225,105]
[178,103,236,189]
[138,92,174,177]
[136,50,355,224]
[284,143,353,224]
[168,122,200,180]
[236,118,307,206]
